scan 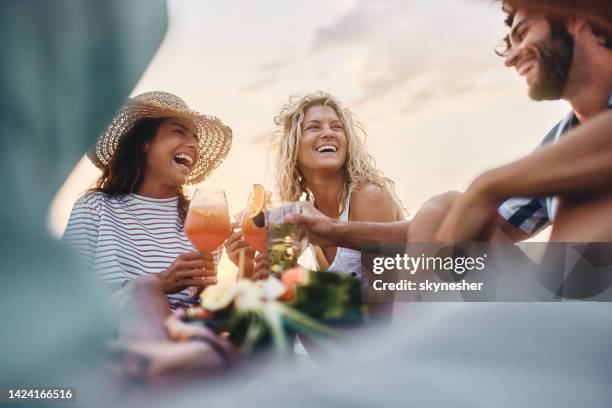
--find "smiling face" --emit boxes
[296,104,348,178]
[504,9,574,100]
[143,117,199,188]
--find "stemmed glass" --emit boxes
[185,188,231,253]
[240,191,268,254]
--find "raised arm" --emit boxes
[286,185,409,249]
[475,111,612,200]
[436,111,612,242]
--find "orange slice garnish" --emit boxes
[247,184,266,219]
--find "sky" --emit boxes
[49,0,568,279]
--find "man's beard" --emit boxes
[528,25,575,101]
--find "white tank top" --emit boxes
[312,191,362,281]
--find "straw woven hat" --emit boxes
[89,91,232,184]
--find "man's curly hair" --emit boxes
[495,0,611,57]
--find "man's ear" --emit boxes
[589,23,610,48]
[143,142,149,152]
[567,17,609,48]
[566,17,589,37]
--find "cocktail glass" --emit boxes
[241,191,267,253]
[185,188,231,252]
[266,201,308,276]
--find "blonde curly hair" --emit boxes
[273,91,402,210]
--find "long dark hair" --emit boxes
[92,117,191,224]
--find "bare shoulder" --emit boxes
[351,183,395,206]
[349,183,400,222]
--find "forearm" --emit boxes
[331,221,410,248]
[475,112,612,201]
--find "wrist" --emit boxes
[156,272,172,294]
[330,219,346,246]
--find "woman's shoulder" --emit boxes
[351,183,397,207]
[74,190,103,207]
[74,190,124,211]
[66,191,105,224]
[349,183,400,222]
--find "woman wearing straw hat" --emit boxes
[63,91,232,305]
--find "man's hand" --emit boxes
[157,251,217,294]
[284,202,339,247]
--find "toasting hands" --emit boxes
[158,251,217,294]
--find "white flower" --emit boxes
[259,276,287,300]
[234,280,264,311]
[200,285,238,311]
[200,277,287,313]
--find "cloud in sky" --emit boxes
[241,75,278,93]
[309,0,510,111]
[241,59,295,93]
[258,59,292,73]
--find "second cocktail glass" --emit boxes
[241,191,268,253]
[266,201,307,275]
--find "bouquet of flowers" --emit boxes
[191,268,367,355]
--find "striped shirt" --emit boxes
[62,192,220,305]
[498,93,612,236]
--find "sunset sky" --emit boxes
[49,0,568,279]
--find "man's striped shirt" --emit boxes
[62,192,220,305]
[498,93,612,236]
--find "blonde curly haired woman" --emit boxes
[247,91,404,281]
